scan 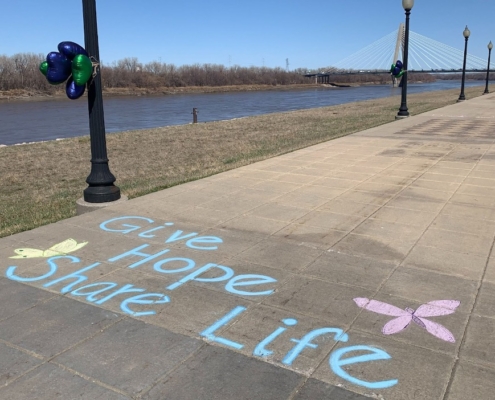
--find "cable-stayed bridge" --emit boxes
[329,25,488,73]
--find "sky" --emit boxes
[1,1,495,70]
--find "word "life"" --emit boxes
[201,305,398,390]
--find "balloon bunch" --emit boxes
[39,42,94,100]
[390,60,404,78]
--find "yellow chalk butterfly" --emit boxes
[10,238,88,259]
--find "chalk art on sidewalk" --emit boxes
[2,215,460,391]
[9,238,88,259]
[354,298,459,343]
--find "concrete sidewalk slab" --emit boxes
[1,93,495,399]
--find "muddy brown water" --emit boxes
[0,80,484,146]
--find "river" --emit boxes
[0,80,486,146]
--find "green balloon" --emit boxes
[389,63,396,73]
[71,54,93,86]
[397,70,405,78]
[39,61,48,76]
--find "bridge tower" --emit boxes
[392,23,405,87]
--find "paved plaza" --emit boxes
[1,94,495,399]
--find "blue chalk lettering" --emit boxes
[100,216,154,234]
[70,282,118,302]
[166,263,234,290]
[165,230,198,244]
[225,274,277,296]
[108,244,170,269]
[5,255,75,282]
[138,226,166,238]
[120,293,170,317]
[95,284,145,304]
[43,262,101,294]
[283,328,349,366]
[254,327,286,357]
[154,257,196,274]
[253,319,298,358]
[329,345,398,389]
[186,236,223,250]
[201,306,246,349]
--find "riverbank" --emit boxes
[0,85,487,237]
[0,78,439,102]
[0,84,326,102]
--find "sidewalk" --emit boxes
[1,93,495,399]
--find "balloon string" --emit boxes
[90,56,100,79]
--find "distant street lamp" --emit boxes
[396,0,414,119]
[82,0,121,203]
[457,26,471,102]
[484,41,493,94]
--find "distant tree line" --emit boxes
[2,53,491,94]
[0,53,311,93]
[0,53,51,92]
[103,57,311,88]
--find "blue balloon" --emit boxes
[393,66,401,76]
[396,60,403,69]
[45,52,72,84]
[58,41,88,60]
[66,77,85,100]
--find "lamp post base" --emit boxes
[396,107,410,119]
[76,194,128,215]
[83,185,121,203]
[457,98,466,103]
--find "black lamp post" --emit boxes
[484,41,493,94]
[457,26,471,102]
[396,0,414,119]
[82,0,120,203]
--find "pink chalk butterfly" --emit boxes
[354,298,460,343]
